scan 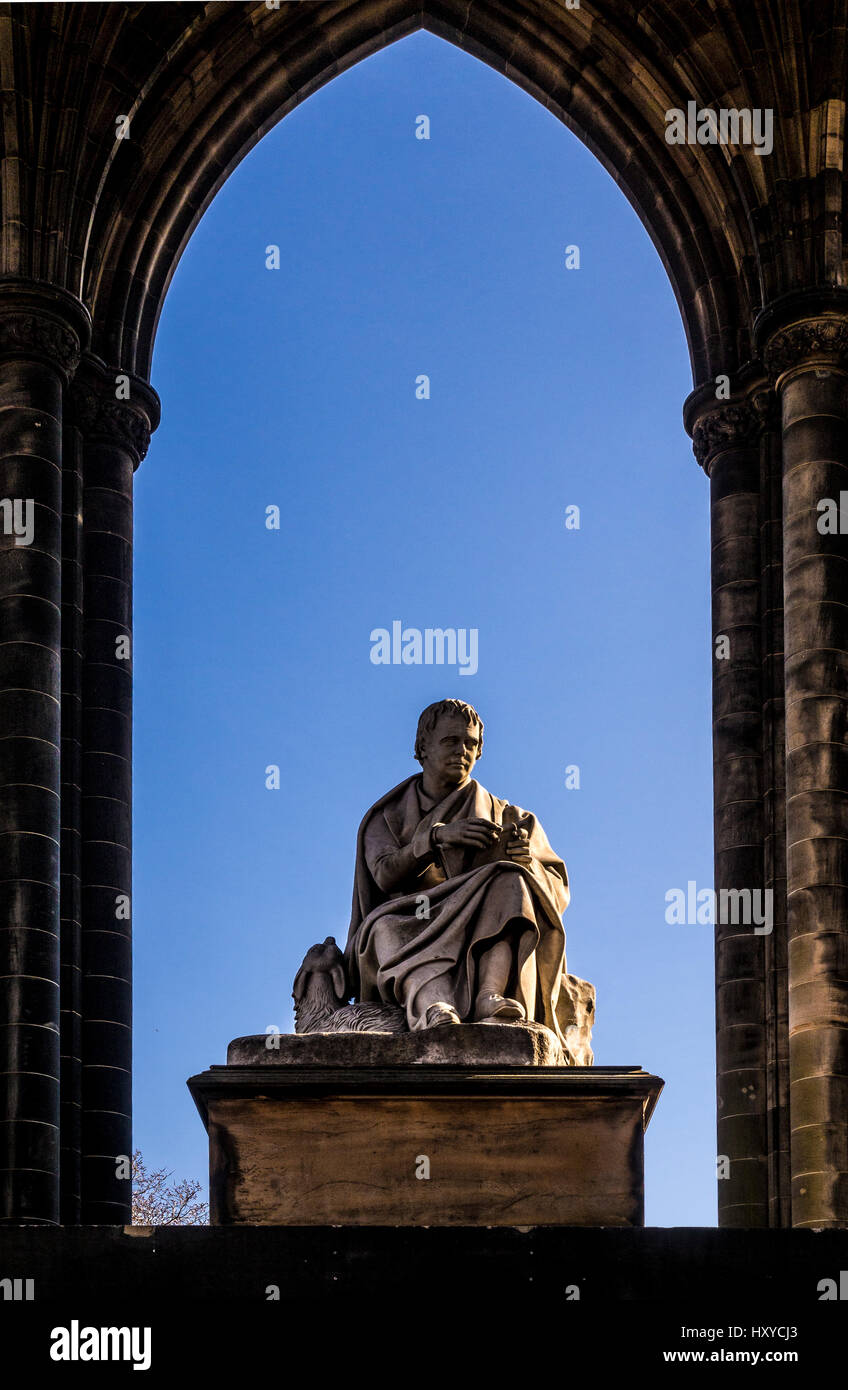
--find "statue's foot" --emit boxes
[474,993,526,1022]
[423,1002,461,1028]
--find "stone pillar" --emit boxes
[71,358,158,1223]
[60,418,84,1224]
[760,291,848,1229]
[687,380,773,1226]
[760,417,791,1229]
[0,280,89,1225]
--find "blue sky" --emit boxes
[132,30,715,1225]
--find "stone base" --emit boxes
[188,1033,662,1227]
[228,1019,566,1067]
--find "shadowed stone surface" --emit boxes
[2,1225,848,1309]
[2,1,848,1230]
[189,1062,663,1227]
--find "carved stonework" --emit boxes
[764,317,848,382]
[291,934,595,1065]
[71,382,152,462]
[0,311,82,376]
[691,393,772,471]
[284,699,596,1069]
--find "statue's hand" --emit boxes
[503,825,533,864]
[435,817,501,850]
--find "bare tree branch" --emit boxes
[131,1149,208,1226]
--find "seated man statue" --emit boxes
[344,698,576,1040]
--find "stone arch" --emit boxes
[6,1,812,385]
[1,0,847,1230]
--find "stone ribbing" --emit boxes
[0,281,88,1225]
[760,418,791,1227]
[2,1,842,385]
[73,359,157,1223]
[60,420,83,1224]
[761,304,848,1230]
[692,389,771,1226]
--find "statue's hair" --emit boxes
[414,699,484,764]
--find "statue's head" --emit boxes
[414,699,484,785]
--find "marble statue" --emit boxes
[293,699,594,1063]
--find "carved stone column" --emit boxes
[59,416,83,1224]
[71,357,159,1223]
[760,411,791,1230]
[0,280,89,1224]
[759,290,848,1229]
[686,377,776,1226]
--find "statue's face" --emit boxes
[420,714,482,786]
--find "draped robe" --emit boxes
[344,775,572,1042]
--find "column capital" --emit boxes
[684,370,773,474]
[0,278,91,379]
[755,288,848,387]
[71,355,160,468]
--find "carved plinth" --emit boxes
[228,1020,566,1067]
[188,1031,662,1228]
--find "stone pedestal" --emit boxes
[188,1028,663,1227]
